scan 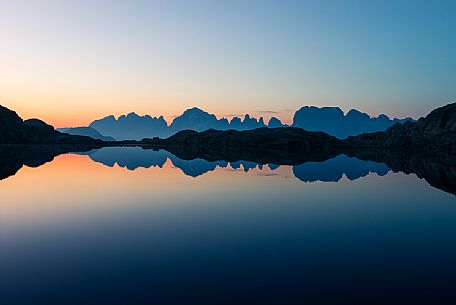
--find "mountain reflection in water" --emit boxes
[0,145,454,195]
[81,147,389,182]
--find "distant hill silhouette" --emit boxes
[57,127,115,141]
[86,106,411,140]
[292,106,413,139]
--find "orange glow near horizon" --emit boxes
[1,94,424,129]
[2,97,297,128]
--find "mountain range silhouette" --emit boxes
[83,106,411,140]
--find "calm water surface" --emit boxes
[0,147,455,304]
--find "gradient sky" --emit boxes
[1,0,455,127]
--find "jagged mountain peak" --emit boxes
[126,112,140,118]
[85,105,412,140]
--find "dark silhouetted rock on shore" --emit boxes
[344,103,456,151]
[143,127,342,153]
[0,105,102,145]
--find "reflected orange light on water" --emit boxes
[0,152,296,229]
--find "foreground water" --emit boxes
[0,147,455,304]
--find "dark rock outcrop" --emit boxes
[0,105,102,145]
[340,103,456,194]
[344,103,456,151]
[145,127,342,152]
[0,105,27,143]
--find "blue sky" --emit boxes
[0,0,455,126]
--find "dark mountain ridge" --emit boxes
[138,127,343,160]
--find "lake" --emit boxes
[0,147,455,304]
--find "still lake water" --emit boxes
[1,147,455,304]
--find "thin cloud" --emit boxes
[224,113,244,118]
[254,110,281,115]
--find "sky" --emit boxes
[0,0,455,127]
